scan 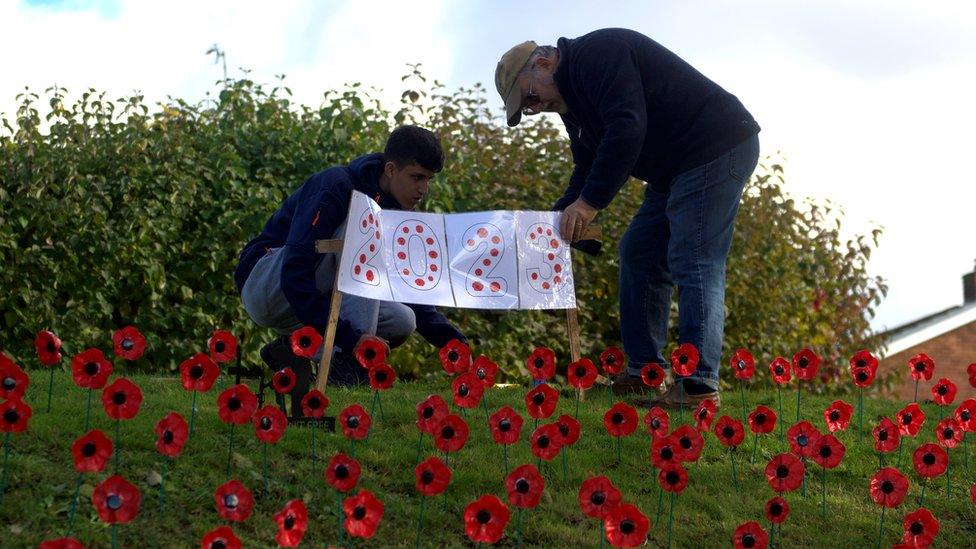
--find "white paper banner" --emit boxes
[337,191,393,301]
[381,210,455,307]
[514,211,577,310]
[445,211,519,309]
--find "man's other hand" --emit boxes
[558,198,599,243]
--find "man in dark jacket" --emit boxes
[495,28,760,408]
[235,126,466,408]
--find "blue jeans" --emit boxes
[619,134,759,390]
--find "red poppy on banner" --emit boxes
[101,378,144,420]
[730,348,756,380]
[71,348,113,390]
[870,467,909,508]
[526,347,556,381]
[603,503,649,548]
[325,453,362,492]
[473,355,499,388]
[671,343,699,377]
[463,495,510,544]
[289,326,322,359]
[434,414,469,453]
[343,489,384,539]
[765,453,805,493]
[644,407,670,438]
[823,400,853,433]
[748,405,777,435]
[112,326,146,361]
[568,358,599,390]
[301,390,329,418]
[769,357,792,385]
[214,479,254,522]
[208,330,238,364]
[201,526,241,549]
[92,475,141,524]
[907,353,935,382]
[217,384,258,425]
[179,353,219,392]
[339,404,372,441]
[154,412,189,458]
[34,330,63,366]
[253,405,288,444]
[791,348,820,381]
[505,464,545,509]
[600,347,626,376]
[272,368,297,394]
[414,456,452,496]
[452,372,484,408]
[415,394,449,434]
[525,383,559,420]
[489,406,524,445]
[71,429,113,472]
[274,499,308,548]
[439,339,471,375]
[355,337,388,370]
[579,476,623,519]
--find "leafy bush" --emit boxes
[0,70,886,392]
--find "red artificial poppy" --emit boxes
[452,371,484,408]
[714,415,745,448]
[956,398,976,432]
[369,363,397,391]
[651,434,683,469]
[730,348,756,380]
[154,412,188,458]
[769,357,792,385]
[208,329,238,363]
[34,330,63,366]
[873,417,901,453]
[71,429,113,472]
[732,521,768,549]
[530,422,562,461]
[935,417,963,449]
[290,326,323,359]
[253,405,288,444]
[526,346,556,381]
[896,403,926,437]
[112,326,146,361]
[489,406,524,445]
[658,464,689,494]
[472,355,498,388]
[787,420,821,458]
[765,496,790,524]
[604,503,649,548]
[811,433,845,469]
[414,456,452,496]
[179,353,219,392]
[0,397,31,434]
[525,383,559,419]
[644,407,670,438]
[301,389,329,418]
[765,453,805,493]
[462,496,512,546]
[970,362,976,388]
[851,365,876,389]
[38,538,83,549]
[274,499,308,548]
[214,479,254,522]
[604,402,639,438]
[416,394,449,434]
[791,348,820,381]
[693,398,717,432]
[931,378,957,406]
[902,507,939,548]
[748,405,777,435]
[579,476,623,519]
[339,403,372,440]
[0,355,28,400]
[434,413,469,453]
[92,475,141,524]
[850,349,879,374]
[343,489,385,539]
[217,384,258,425]
[505,463,545,509]
[325,452,362,492]
[101,378,143,420]
[600,347,626,376]
[908,353,935,382]
[272,368,297,394]
[912,443,948,478]
[355,336,388,370]
[870,467,910,507]
[568,358,599,390]
[555,414,582,446]
[71,348,113,390]
[824,399,853,433]
[639,363,666,388]
[673,424,705,463]
[439,338,471,375]
[671,343,699,377]
[201,526,242,549]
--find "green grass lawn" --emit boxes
[2,371,975,548]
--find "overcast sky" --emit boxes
[3,0,974,332]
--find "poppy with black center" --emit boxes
[463,494,509,544]
[489,406,524,445]
[201,526,241,549]
[434,414,470,453]
[525,346,556,381]
[452,372,483,408]
[578,475,622,519]
[343,489,384,539]
[505,464,544,508]
[289,326,323,359]
[208,330,238,364]
[644,407,670,438]
[732,522,768,549]
[599,347,625,376]
[438,339,471,375]
[71,348,114,390]
[554,414,581,446]
[658,464,688,493]
[101,378,144,421]
[530,423,562,461]
[415,394,448,434]
[300,389,329,419]
[325,453,361,492]
[34,330,63,366]
[764,496,790,524]
[338,404,372,441]
[112,326,146,362]
[604,503,649,547]
[765,453,805,493]
[253,405,287,444]
[730,348,756,380]
[896,403,925,437]
[414,456,451,496]
[931,378,957,406]
[274,499,308,547]
[769,357,792,385]
[901,507,939,548]
[154,412,188,458]
[92,475,141,524]
[935,417,963,448]
[525,383,559,419]
[670,343,699,377]
[907,353,935,382]
[869,467,908,507]
[567,358,598,390]
[604,403,639,438]
[71,428,112,472]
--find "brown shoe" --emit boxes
[610,371,672,396]
[641,381,720,410]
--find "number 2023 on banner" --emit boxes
[515,211,576,310]
[445,211,519,310]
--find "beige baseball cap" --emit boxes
[495,40,537,127]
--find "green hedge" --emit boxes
[0,72,888,392]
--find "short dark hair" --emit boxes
[383,125,444,173]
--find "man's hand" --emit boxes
[559,197,599,243]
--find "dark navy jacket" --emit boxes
[235,153,465,352]
[552,28,761,210]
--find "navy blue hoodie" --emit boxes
[551,28,761,210]
[235,153,465,353]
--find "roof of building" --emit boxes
[882,301,976,356]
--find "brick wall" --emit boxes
[878,320,976,402]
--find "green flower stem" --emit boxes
[65,472,83,536]
[189,391,198,438]
[0,433,10,505]
[414,496,426,549]
[46,367,55,413]
[796,379,802,422]
[875,506,887,549]
[730,449,739,493]
[159,458,168,511]
[114,419,121,473]
[225,423,235,475]
[414,431,424,467]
